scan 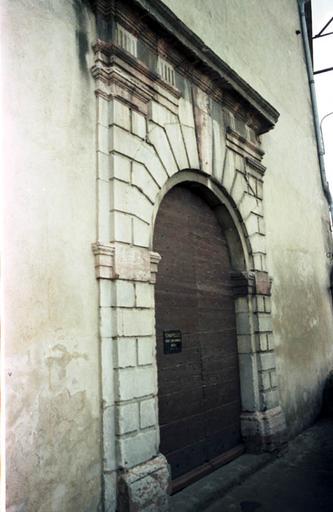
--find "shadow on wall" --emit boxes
[322,370,333,417]
[73,0,90,77]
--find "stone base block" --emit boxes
[117,454,170,512]
[241,406,287,452]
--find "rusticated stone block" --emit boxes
[241,406,287,452]
[118,454,170,512]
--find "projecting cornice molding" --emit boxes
[90,0,279,135]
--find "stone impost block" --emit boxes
[241,406,287,452]
[231,271,256,297]
[255,271,272,296]
[92,243,115,280]
[117,454,170,512]
[150,252,161,284]
[113,246,158,283]
[113,245,150,282]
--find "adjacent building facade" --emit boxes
[3,0,333,510]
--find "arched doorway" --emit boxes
[154,184,243,491]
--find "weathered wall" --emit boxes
[2,1,102,510]
[4,0,333,510]
[161,0,333,436]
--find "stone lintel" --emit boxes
[117,454,170,512]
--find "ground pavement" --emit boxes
[171,417,333,512]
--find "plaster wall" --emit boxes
[161,0,333,435]
[2,1,102,510]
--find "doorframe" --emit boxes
[151,172,287,454]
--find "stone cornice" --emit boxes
[128,0,279,134]
[226,127,265,162]
[92,242,116,279]
[89,0,279,134]
[92,39,180,114]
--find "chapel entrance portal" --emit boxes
[154,185,243,491]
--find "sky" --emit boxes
[312,0,333,191]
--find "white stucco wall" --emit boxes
[161,0,333,435]
[2,1,102,510]
[3,0,333,510]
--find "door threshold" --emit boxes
[172,444,245,494]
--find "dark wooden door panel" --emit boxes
[154,185,241,483]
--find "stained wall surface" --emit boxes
[2,1,102,510]
[161,0,333,435]
[3,0,333,511]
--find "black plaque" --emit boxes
[163,330,182,354]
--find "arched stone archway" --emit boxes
[90,3,286,509]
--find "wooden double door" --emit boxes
[154,185,242,488]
